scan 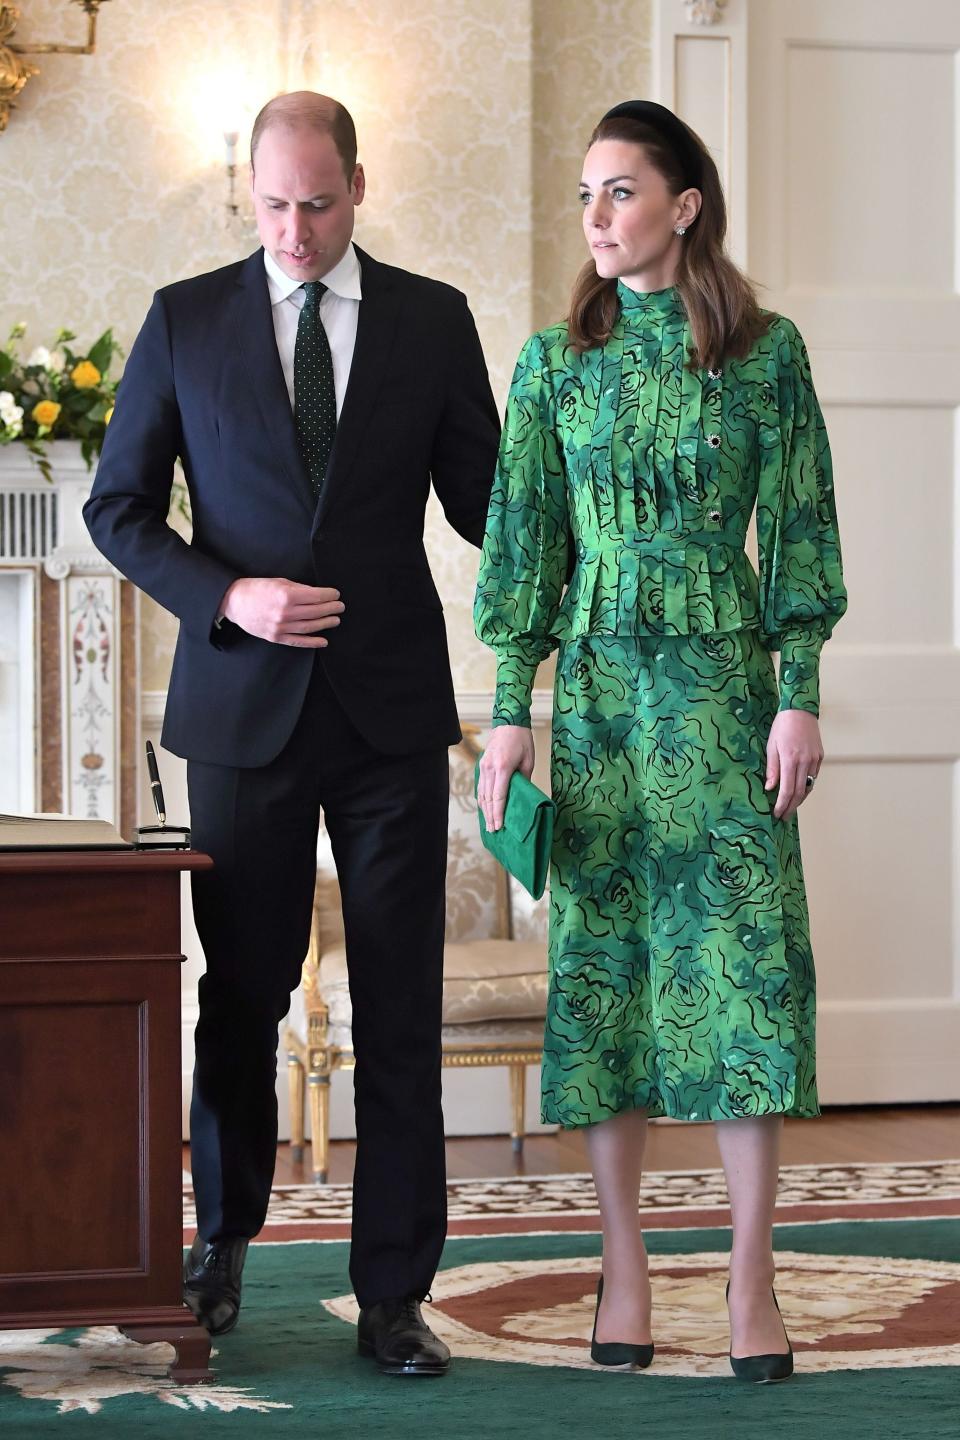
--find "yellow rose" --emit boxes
[31,400,61,427]
[104,405,114,426]
[71,360,101,389]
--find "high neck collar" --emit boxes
[616,279,682,323]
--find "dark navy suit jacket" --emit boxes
[84,245,500,766]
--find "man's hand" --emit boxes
[765,709,823,821]
[218,578,345,647]
[477,725,535,831]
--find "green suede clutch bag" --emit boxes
[474,758,556,900]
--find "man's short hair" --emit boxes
[250,91,358,181]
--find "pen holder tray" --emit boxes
[134,825,191,851]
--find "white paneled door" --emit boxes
[747,0,960,1102]
[658,0,960,1101]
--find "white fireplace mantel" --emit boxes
[0,442,136,829]
[0,440,117,579]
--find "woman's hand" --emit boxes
[477,725,536,831]
[765,709,824,820]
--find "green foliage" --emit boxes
[0,322,123,477]
[87,329,116,376]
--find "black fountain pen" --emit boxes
[145,740,166,826]
[135,744,189,848]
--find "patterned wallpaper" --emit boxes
[532,0,653,332]
[2,0,651,693]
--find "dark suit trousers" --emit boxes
[186,656,449,1308]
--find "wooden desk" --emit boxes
[0,850,214,1383]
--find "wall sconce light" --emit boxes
[1,1,111,133]
[223,125,255,235]
[224,128,241,216]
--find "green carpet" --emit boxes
[1,1219,958,1439]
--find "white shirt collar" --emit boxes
[263,241,362,305]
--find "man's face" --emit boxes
[251,125,364,282]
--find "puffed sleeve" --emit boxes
[756,318,848,715]
[473,332,569,728]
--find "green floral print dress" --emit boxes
[474,282,847,1127]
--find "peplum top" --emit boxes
[474,281,847,727]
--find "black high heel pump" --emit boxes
[725,1279,794,1382]
[590,1275,655,1368]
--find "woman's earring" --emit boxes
[674,225,687,236]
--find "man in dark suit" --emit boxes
[84,91,499,1376]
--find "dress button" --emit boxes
[708,366,722,380]
[708,509,721,522]
[706,434,721,449]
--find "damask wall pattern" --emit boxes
[532,0,653,333]
[2,0,652,693]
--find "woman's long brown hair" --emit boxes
[568,115,772,370]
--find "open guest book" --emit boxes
[0,812,134,851]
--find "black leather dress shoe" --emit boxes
[182,1235,249,1336]
[357,1296,450,1376]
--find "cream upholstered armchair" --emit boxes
[283,725,551,1182]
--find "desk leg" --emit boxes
[120,1316,214,1383]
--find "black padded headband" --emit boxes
[600,100,703,191]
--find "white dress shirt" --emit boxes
[263,242,362,417]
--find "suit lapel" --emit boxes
[312,245,403,531]
[230,249,314,514]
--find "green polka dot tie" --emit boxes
[294,281,337,497]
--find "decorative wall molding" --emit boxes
[683,0,726,24]
[62,573,120,821]
[655,0,748,267]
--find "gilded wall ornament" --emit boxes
[1,1,111,133]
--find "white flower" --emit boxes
[0,389,24,437]
[28,346,52,369]
[0,390,23,424]
[49,348,66,372]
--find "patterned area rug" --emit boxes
[186,1159,960,1239]
[1,1162,958,1438]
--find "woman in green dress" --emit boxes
[474,101,847,1381]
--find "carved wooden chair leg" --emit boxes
[287,1051,306,1165]
[510,1063,526,1155]
[308,1069,331,1184]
